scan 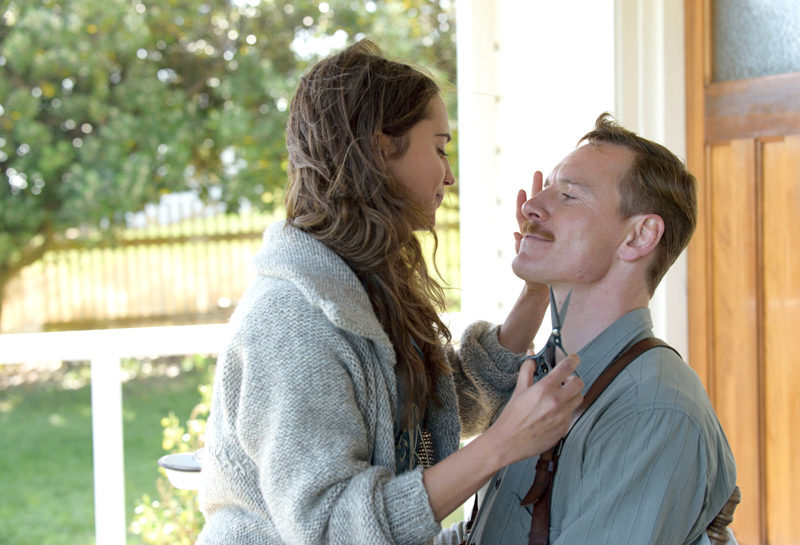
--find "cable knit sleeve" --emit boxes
[198,280,441,545]
[446,320,523,438]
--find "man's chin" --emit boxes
[511,255,538,282]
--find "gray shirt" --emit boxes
[466,308,736,545]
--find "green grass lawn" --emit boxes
[0,363,207,545]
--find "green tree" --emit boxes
[0,0,457,323]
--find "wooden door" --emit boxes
[685,2,800,544]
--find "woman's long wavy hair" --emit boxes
[284,40,452,427]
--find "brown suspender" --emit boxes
[520,337,674,545]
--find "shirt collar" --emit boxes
[574,307,653,392]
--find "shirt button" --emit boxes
[494,477,502,489]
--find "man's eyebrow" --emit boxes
[436,132,452,143]
[557,176,593,192]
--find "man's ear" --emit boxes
[618,214,664,262]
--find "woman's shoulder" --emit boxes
[226,264,390,361]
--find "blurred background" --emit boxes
[0,2,461,544]
[0,0,461,333]
[2,1,799,544]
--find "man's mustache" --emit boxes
[521,220,555,242]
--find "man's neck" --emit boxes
[552,285,650,355]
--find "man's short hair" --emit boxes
[579,113,698,295]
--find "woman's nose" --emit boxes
[444,162,456,186]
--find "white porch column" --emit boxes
[456,0,504,323]
[614,0,689,356]
[457,0,615,339]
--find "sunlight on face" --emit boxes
[383,96,456,227]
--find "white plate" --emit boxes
[158,450,203,490]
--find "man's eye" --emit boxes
[560,192,575,201]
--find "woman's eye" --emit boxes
[438,148,449,157]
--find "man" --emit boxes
[464,114,736,545]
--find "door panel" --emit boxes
[762,135,800,545]
[708,140,760,543]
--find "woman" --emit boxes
[197,40,582,545]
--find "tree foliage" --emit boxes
[0,0,457,313]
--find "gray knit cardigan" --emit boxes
[197,221,523,545]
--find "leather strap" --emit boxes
[520,337,673,545]
[457,497,479,545]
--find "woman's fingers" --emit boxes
[522,354,583,435]
[515,189,528,236]
[515,171,545,250]
[494,355,584,463]
[515,357,536,393]
[543,353,580,383]
[541,355,583,396]
[532,170,544,194]
[541,356,584,419]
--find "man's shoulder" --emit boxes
[625,344,709,409]
[626,341,696,377]
[575,341,714,431]
[571,342,733,478]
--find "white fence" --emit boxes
[0,314,468,545]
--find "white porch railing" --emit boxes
[0,324,229,545]
[0,314,467,545]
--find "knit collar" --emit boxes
[251,220,392,348]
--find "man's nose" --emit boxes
[522,192,548,220]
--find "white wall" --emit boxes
[614,0,689,356]
[457,0,688,355]
[457,0,616,349]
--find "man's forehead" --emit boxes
[547,142,633,186]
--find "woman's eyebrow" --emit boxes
[435,132,452,143]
